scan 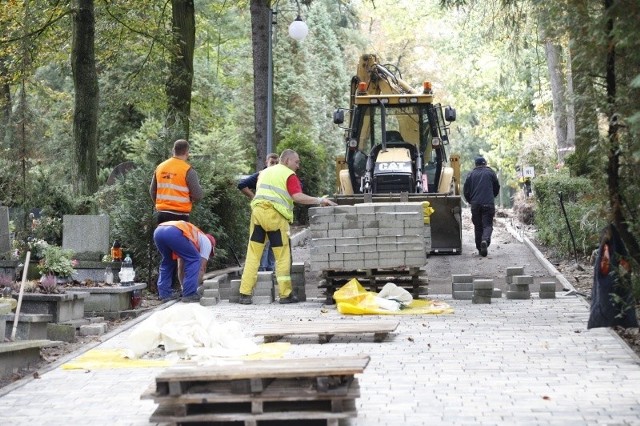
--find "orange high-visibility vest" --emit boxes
[159,221,203,258]
[155,157,192,213]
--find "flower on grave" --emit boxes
[39,274,60,294]
[12,238,49,260]
[37,245,77,278]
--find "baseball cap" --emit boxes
[475,156,487,166]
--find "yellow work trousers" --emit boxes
[239,203,292,297]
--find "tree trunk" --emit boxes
[603,0,640,264]
[566,0,600,176]
[165,0,195,143]
[544,41,571,163]
[250,0,271,171]
[0,56,10,145]
[71,0,99,195]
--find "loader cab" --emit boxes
[337,96,455,195]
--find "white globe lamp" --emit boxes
[288,16,309,41]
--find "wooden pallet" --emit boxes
[253,320,399,344]
[142,356,369,426]
[320,267,428,303]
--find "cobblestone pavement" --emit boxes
[1,211,639,425]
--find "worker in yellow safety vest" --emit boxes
[150,139,203,224]
[239,149,337,305]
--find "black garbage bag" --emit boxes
[587,224,638,329]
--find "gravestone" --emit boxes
[62,215,110,261]
[0,206,10,259]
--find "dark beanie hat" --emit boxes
[475,156,487,166]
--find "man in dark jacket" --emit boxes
[463,156,500,257]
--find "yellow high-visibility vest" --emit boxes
[252,164,295,222]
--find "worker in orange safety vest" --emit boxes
[150,139,203,224]
[153,220,216,303]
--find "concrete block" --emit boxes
[452,274,474,283]
[506,290,531,300]
[473,279,494,290]
[452,282,473,292]
[203,289,219,298]
[252,295,273,305]
[506,266,525,276]
[539,282,556,292]
[513,275,534,285]
[492,288,503,298]
[472,295,492,304]
[79,323,108,336]
[4,313,53,340]
[452,290,473,300]
[473,289,494,297]
[342,228,363,238]
[291,262,305,273]
[200,297,218,306]
[539,292,556,299]
[47,323,76,343]
[508,283,530,292]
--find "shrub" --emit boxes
[96,131,253,290]
[533,173,606,258]
[37,245,77,278]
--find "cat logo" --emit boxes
[160,172,177,179]
[377,162,411,171]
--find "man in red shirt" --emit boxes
[238,149,336,304]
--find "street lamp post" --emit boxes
[266,4,308,156]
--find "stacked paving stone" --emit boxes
[451,274,474,300]
[539,281,557,299]
[308,203,427,272]
[452,274,502,300]
[291,262,306,302]
[199,278,220,307]
[506,267,532,300]
[252,272,275,304]
[472,279,494,304]
[230,272,274,304]
[78,317,108,336]
[229,279,241,303]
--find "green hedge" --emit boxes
[533,174,607,258]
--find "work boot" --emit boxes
[180,293,201,303]
[480,240,488,257]
[159,290,181,302]
[279,294,299,304]
[239,294,253,305]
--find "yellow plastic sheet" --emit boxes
[62,342,292,370]
[334,278,453,315]
[62,349,173,370]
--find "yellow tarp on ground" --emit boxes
[334,278,454,315]
[62,349,172,370]
[61,342,291,370]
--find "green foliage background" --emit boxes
[1,0,639,291]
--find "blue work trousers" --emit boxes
[153,225,201,298]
